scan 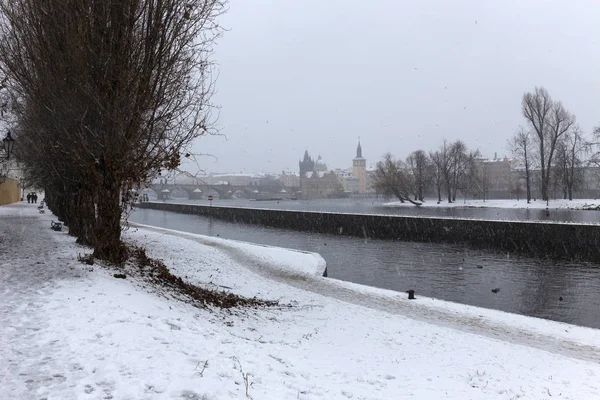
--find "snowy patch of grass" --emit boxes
[125,245,279,309]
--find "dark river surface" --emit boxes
[129,206,600,329]
[156,197,600,223]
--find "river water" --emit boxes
[157,197,600,223]
[129,207,600,329]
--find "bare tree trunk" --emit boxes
[54,189,69,225]
[71,189,96,245]
[525,169,531,203]
[568,165,574,200]
[540,159,548,201]
[94,170,123,262]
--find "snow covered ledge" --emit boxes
[126,221,327,279]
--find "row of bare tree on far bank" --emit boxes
[0,0,225,262]
[372,86,600,205]
[372,140,480,206]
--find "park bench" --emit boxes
[51,221,62,231]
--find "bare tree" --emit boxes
[588,125,600,167]
[554,140,570,199]
[522,87,552,201]
[471,159,490,201]
[371,153,421,205]
[406,149,430,202]
[522,87,575,201]
[427,162,442,203]
[508,126,533,203]
[553,125,589,200]
[430,141,452,202]
[429,140,478,203]
[429,155,444,203]
[448,140,479,202]
[0,0,225,261]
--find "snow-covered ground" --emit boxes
[384,198,600,210]
[2,202,600,399]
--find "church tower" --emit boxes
[299,150,314,177]
[352,140,367,193]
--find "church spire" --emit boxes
[356,138,362,159]
[303,149,311,162]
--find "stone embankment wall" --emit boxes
[137,202,600,263]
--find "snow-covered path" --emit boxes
[0,208,89,395]
[131,222,600,364]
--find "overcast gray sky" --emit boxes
[189,0,600,175]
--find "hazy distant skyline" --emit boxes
[187,0,600,175]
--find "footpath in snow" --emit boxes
[1,202,600,399]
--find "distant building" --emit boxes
[279,171,300,188]
[297,141,367,198]
[299,151,344,199]
[577,166,600,197]
[314,155,327,173]
[333,168,359,193]
[299,151,315,178]
[352,140,367,193]
[343,176,360,193]
[301,170,344,199]
[0,157,24,205]
[474,155,512,199]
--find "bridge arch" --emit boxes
[232,189,247,199]
[206,188,221,199]
[170,188,189,200]
[139,188,158,201]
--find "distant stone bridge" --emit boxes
[144,182,299,200]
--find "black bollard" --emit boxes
[407,289,415,300]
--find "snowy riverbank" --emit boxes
[2,203,600,399]
[384,198,600,210]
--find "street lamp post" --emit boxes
[2,130,15,160]
[20,178,25,201]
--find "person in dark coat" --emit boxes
[33,193,38,203]
[27,193,31,203]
